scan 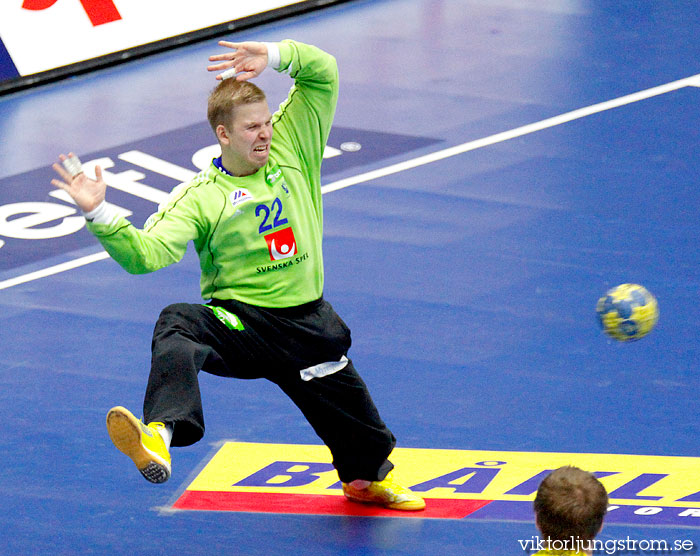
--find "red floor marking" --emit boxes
[173,490,493,519]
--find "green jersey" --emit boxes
[87,40,338,308]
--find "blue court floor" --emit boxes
[1,1,699,554]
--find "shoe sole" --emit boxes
[343,490,426,511]
[386,500,426,511]
[106,407,171,484]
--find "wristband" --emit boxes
[82,200,116,225]
[262,42,281,70]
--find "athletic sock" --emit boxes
[158,422,173,449]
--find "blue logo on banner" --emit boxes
[0,38,20,84]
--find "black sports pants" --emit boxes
[143,297,395,483]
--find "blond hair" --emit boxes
[207,79,267,132]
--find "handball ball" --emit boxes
[596,284,659,342]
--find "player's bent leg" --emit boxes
[273,360,396,479]
[106,406,171,484]
[143,302,241,448]
[342,473,426,511]
[272,360,424,510]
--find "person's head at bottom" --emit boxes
[534,465,608,555]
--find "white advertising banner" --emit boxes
[0,0,306,77]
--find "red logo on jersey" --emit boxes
[264,227,297,261]
[22,0,122,26]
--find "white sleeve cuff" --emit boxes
[83,200,118,225]
[262,42,281,70]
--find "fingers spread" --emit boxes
[208,53,234,62]
[207,61,234,72]
[235,71,258,82]
[50,178,68,191]
[52,161,72,182]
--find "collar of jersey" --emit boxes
[213,156,233,176]
[213,156,270,181]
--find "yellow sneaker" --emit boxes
[106,406,171,484]
[342,472,426,511]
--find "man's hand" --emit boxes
[51,153,106,213]
[207,41,268,81]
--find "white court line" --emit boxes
[1,73,698,291]
[321,73,700,194]
[0,251,110,290]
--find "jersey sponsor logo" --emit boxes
[229,188,254,209]
[266,168,282,182]
[172,442,700,526]
[265,166,290,196]
[256,252,308,274]
[264,227,297,261]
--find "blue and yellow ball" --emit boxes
[596,284,659,342]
